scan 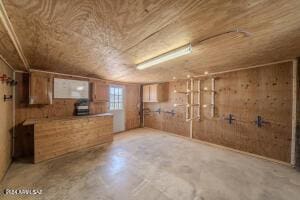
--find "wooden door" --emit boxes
[143,85,150,102]
[125,84,140,130]
[29,72,52,104]
[92,81,108,102]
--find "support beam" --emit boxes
[0,54,14,71]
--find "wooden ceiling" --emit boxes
[1,0,300,83]
[0,16,24,70]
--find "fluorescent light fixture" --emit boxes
[136,43,192,70]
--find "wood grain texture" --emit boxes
[0,19,24,70]
[296,59,300,169]
[29,72,52,104]
[2,0,300,82]
[14,72,140,157]
[144,80,189,137]
[143,83,169,102]
[0,59,13,180]
[125,84,141,130]
[92,81,109,102]
[33,115,113,163]
[145,62,293,162]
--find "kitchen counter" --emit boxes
[23,113,113,163]
[23,113,113,126]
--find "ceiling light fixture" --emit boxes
[136,44,192,70]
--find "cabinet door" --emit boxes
[92,81,109,102]
[143,85,150,102]
[149,84,158,102]
[29,72,52,104]
[157,83,169,102]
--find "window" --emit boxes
[109,86,123,110]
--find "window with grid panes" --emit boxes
[109,86,123,110]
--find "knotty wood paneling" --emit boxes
[0,59,13,180]
[144,80,189,137]
[33,115,113,163]
[2,0,300,82]
[145,62,293,162]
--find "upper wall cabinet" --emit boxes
[92,81,109,102]
[29,72,52,105]
[143,83,168,102]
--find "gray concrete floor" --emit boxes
[1,128,300,200]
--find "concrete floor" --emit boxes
[1,128,300,200]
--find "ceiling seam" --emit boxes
[0,0,30,71]
[0,53,15,71]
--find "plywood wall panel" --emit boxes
[0,59,13,180]
[296,59,300,170]
[195,62,292,162]
[145,62,293,162]
[144,80,189,137]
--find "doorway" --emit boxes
[109,85,125,133]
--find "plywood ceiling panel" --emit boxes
[0,18,25,70]
[1,0,300,82]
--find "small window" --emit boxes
[109,86,123,110]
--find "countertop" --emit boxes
[23,113,113,126]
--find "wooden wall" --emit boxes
[0,59,13,180]
[296,59,300,170]
[144,80,190,137]
[14,72,140,157]
[144,61,293,163]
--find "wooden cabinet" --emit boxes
[149,84,158,102]
[92,81,109,102]
[29,72,52,105]
[143,83,168,102]
[143,85,150,102]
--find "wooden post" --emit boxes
[190,78,194,138]
[197,80,201,120]
[211,78,215,118]
[186,79,190,121]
